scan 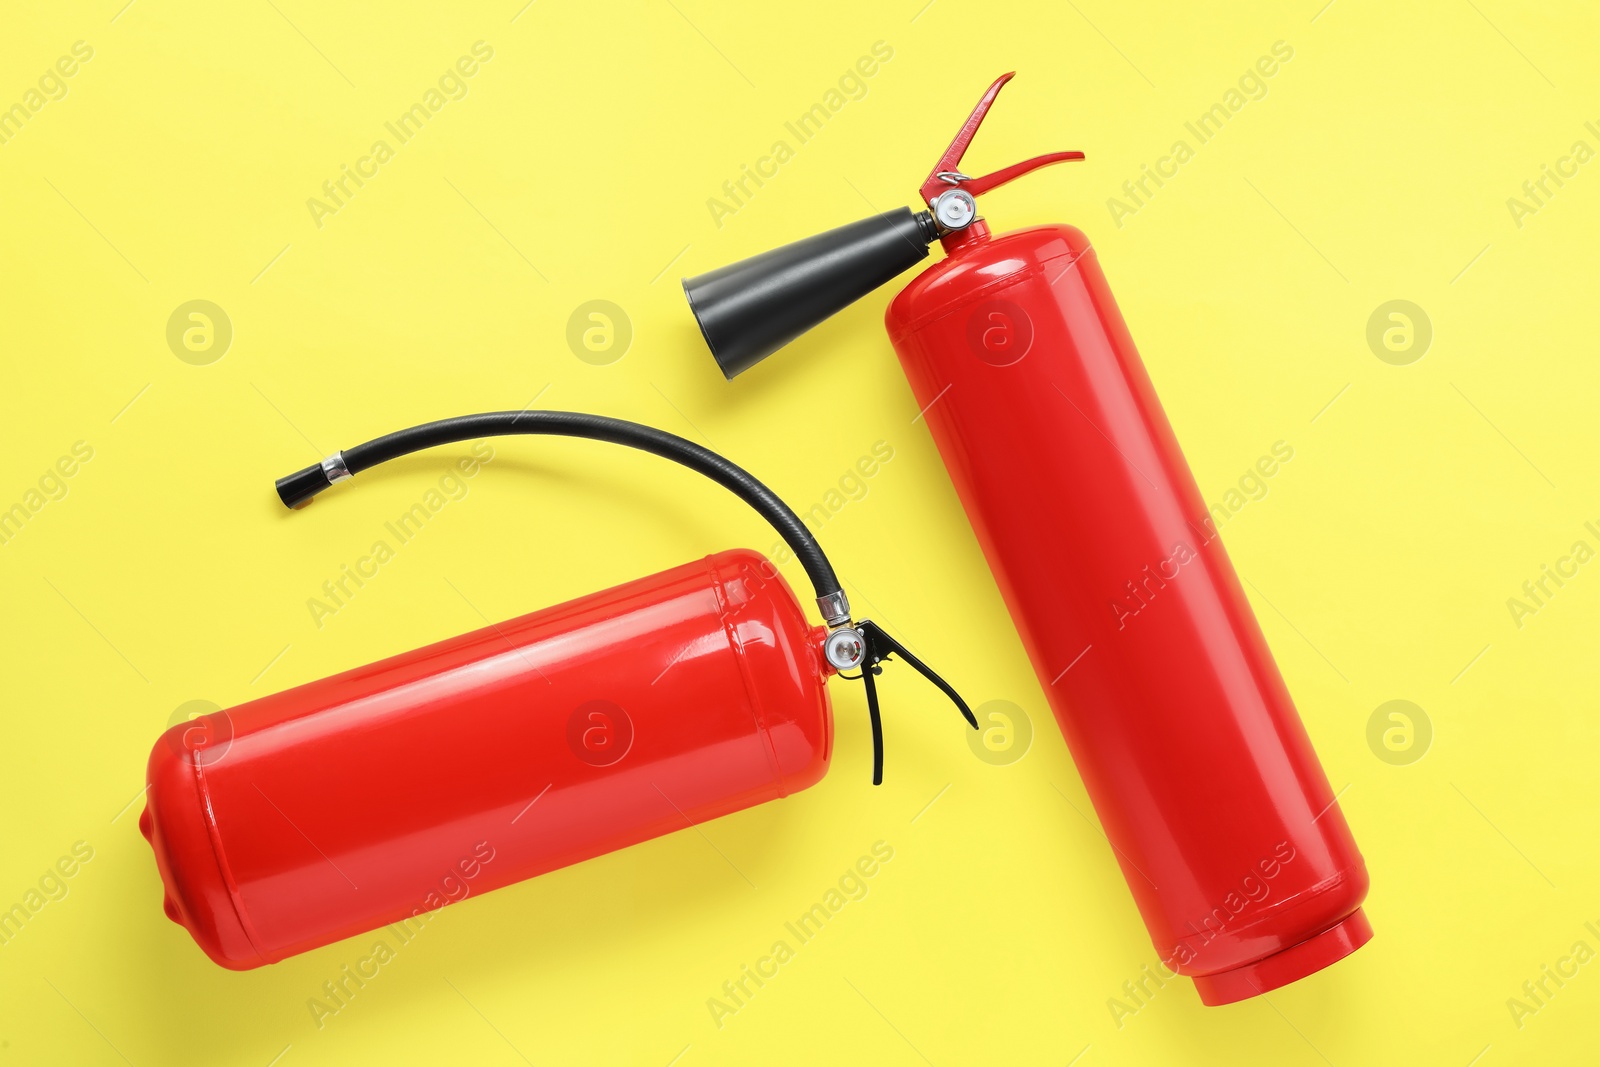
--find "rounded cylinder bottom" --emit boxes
[1192,909,1373,1006]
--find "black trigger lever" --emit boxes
[846,620,978,786]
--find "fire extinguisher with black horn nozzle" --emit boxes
[683,72,1371,1006]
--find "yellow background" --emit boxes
[2,1,1597,1064]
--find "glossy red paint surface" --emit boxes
[143,549,832,969]
[886,222,1369,1004]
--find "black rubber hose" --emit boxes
[274,410,843,606]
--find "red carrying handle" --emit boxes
[918,72,1084,206]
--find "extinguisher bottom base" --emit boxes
[1191,908,1373,1007]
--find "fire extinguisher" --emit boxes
[683,74,1371,1005]
[143,410,975,970]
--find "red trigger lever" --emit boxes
[918,72,1085,208]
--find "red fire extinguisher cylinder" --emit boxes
[681,72,1371,1005]
[886,219,1370,1004]
[144,549,832,969]
[144,410,977,969]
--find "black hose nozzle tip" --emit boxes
[275,463,332,510]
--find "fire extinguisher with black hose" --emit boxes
[682,73,1371,1005]
[142,410,976,970]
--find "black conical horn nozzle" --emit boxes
[683,207,939,379]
